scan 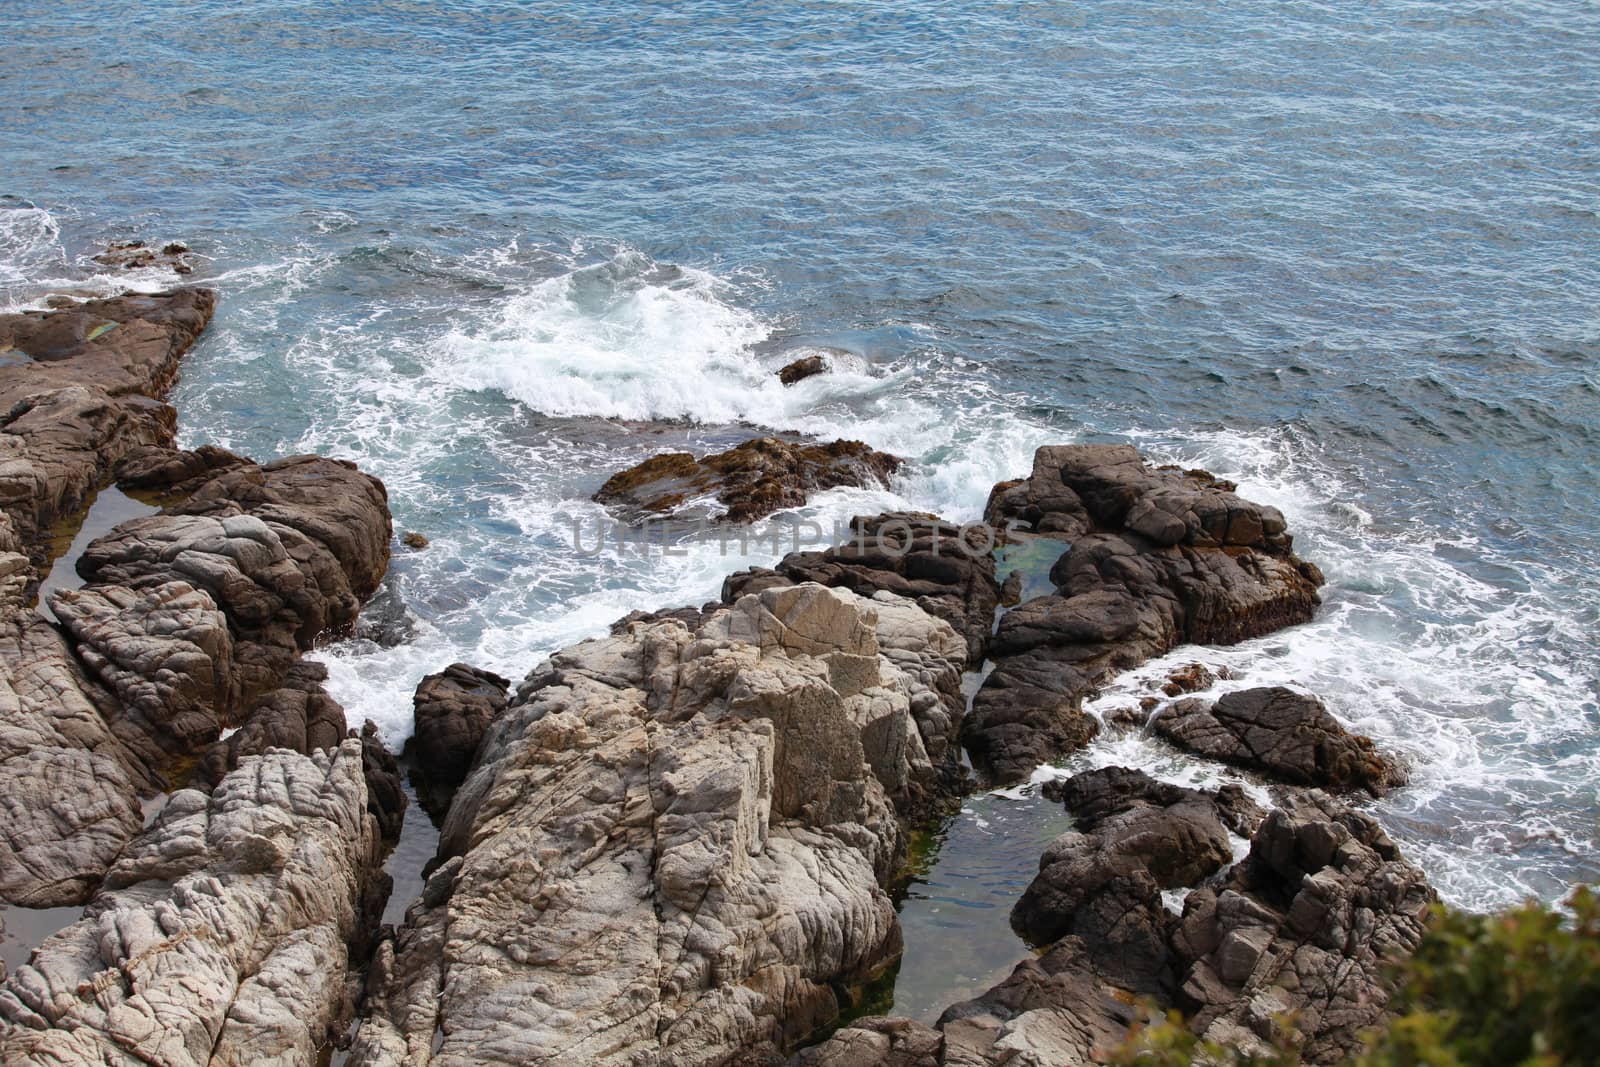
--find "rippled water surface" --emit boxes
[4,0,1598,1014]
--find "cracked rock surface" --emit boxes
[350,582,968,1066]
[0,740,388,1066]
[1154,685,1407,795]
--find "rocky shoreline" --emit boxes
[0,273,1430,1065]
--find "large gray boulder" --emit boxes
[351,583,968,1066]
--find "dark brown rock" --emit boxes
[406,663,511,822]
[792,786,1432,1067]
[114,441,253,496]
[1013,767,1237,995]
[1172,791,1436,1063]
[1156,686,1407,795]
[778,353,829,385]
[360,718,407,843]
[595,436,901,524]
[1164,662,1216,696]
[0,288,215,545]
[192,660,348,791]
[966,445,1325,785]
[55,453,392,777]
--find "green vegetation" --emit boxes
[1113,886,1600,1067]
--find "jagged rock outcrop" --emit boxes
[0,289,215,545]
[1013,768,1256,995]
[351,583,968,1066]
[1172,791,1435,1062]
[405,663,511,822]
[0,288,400,915]
[50,452,391,777]
[797,779,1431,1067]
[594,436,901,524]
[1155,686,1407,796]
[966,445,1325,785]
[0,741,389,1065]
[0,290,216,908]
[724,512,1001,664]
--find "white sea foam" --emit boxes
[0,206,198,311]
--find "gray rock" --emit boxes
[0,741,387,1065]
[351,583,968,1066]
[724,512,1002,667]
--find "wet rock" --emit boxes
[1155,686,1407,795]
[92,239,197,274]
[0,741,389,1065]
[405,663,511,822]
[1163,662,1216,696]
[352,583,969,1066]
[724,512,1002,665]
[0,288,215,545]
[360,719,407,844]
[400,530,428,549]
[192,660,348,790]
[595,435,901,524]
[1172,791,1436,1063]
[778,353,829,385]
[966,445,1325,785]
[1013,768,1238,996]
[53,454,391,777]
[114,441,253,496]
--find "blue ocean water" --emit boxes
[4,0,1598,1015]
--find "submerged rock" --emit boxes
[1155,686,1407,795]
[0,741,389,1065]
[965,445,1325,785]
[594,435,901,524]
[725,512,1002,665]
[351,583,969,1066]
[92,239,197,275]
